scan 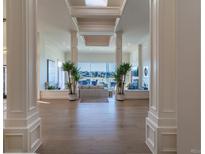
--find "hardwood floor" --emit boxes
[37,98,151,154]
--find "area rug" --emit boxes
[80,98,109,103]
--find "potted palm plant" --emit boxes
[114,63,132,101]
[62,61,80,101]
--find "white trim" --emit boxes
[70,6,121,18]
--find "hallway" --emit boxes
[37,99,151,154]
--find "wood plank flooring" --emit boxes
[37,99,151,154]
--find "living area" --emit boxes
[39,49,150,101]
[40,49,150,102]
[38,0,150,102]
[3,0,151,153]
[3,0,201,153]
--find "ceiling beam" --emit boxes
[79,31,114,36]
[70,6,121,18]
[79,24,114,33]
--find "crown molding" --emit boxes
[79,31,114,36]
[71,17,79,32]
[70,6,121,18]
[79,24,114,33]
[65,0,72,12]
[120,0,127,15]
[114,18,120,32]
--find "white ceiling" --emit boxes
[117,0,150,47]
[37,0,149,53]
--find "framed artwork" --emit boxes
[143,66,149,77]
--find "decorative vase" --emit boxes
[68,94,78,101]
[116,94,125,101]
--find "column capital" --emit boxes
[116,31,123,36]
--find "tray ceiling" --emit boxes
[68,0,124,7]
[37,0,149,53]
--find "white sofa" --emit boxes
[79,86,109,99]
[40,89,148,100]
[40,90,69,99]
[124,90,149,100]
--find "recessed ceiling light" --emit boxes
[85,0,108,7]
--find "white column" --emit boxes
[146,0,177,154]
[138,44,143,89]
[71,31,78,64]
[115,31,122,67]
[4,0,41,152]
[36,32,40,100]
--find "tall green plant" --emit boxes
[62,61,80,94]
[71,65,80,94]
[114,63,131,94]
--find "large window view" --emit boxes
[129,65,139,90]
[46,59,65,90]
[78,63,116,89]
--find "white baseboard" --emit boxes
[4,118,41,153]
[125,90,149,100]
[146,117,177,154]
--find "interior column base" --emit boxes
[4,117,41,153]
[146,117,177,154]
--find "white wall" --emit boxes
[176,0,200,153]
[78,52,115,63]
[64,52,71,62]
[122,52,130,63]
[39,34,65,89]
[129,47,138,66]
[65,52,130,63]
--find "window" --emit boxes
[128,65,139,90]
[78,62,116,89]
[47,59,56,86]
[57,61,65,90]
[46,59,65,90]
